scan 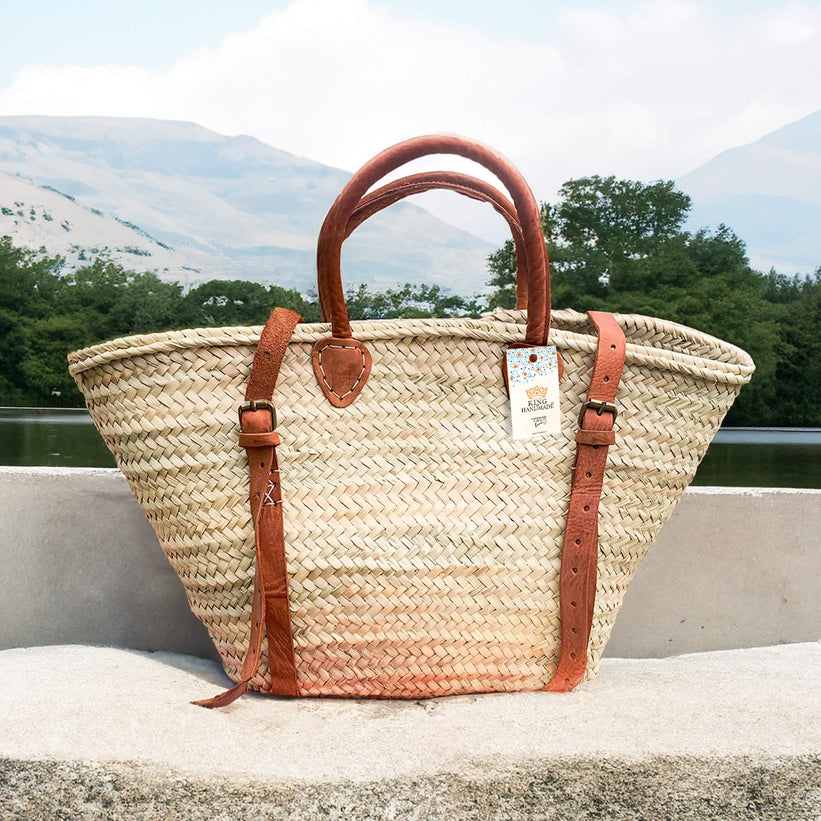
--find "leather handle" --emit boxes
[317,134,549,344]
[346,171,529,310]
[313,135,550,407]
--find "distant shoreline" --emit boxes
[2,407,819,435]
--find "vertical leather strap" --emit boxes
[194,307,301,708]
[546,311,626,692]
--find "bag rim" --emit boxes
[68,308,754,386]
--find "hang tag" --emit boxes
[505,346,561,440]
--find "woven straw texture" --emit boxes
[69,308,753,698]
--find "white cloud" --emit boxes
[1,0,819,241]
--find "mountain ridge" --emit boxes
[3,112,818,286]
[0,170,213,276]
[678,108,821,274]
[0,116,494,293]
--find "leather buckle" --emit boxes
[238,399,276,430]
[578,399,617,428]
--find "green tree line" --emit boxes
[0,175,818,425]
[487,177,820,426]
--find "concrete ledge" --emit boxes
[1,643,819,819]
[1,468,819,659]
[0,467,218,660]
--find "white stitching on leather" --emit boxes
[317,342,367,399]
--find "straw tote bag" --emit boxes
[68,134,754,706]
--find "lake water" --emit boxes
[0,408,116,468]
[1,408,819,488]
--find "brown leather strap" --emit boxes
[347,171,529,310]
[318,135,548,341]
[313,135,550,408]
[194,307,301,708]
[546,311,626,692]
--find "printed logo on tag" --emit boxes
[505,346,561,440]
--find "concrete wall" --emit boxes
[607,486,820,656]
[0,467,818,659]
[0,467,218,660]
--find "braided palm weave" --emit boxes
[68,308,753,698]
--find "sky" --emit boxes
[1,0,820,242]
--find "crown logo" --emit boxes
[526,385,549,400]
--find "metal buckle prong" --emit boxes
[238,399,276,429]
[578,399,617,428]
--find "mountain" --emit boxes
[0,171,212,276]
[678,109,821,275]
[0,116,494,293]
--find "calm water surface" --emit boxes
[1,408,819,487]
[693,430,821,488]
[0,408,116,468]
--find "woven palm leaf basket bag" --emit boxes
[68,135,754,707]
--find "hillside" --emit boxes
[0,171,212,277]
[679,109,821,275]
[0,116,493,293]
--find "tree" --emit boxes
[487,177,695,309]
[485,240,518,310]
[344,283,476,321]
[58,260,184,339]
[0,239,68,404]
[686,224,748,276]
[769,270,821,426]
[269,285,322,323]
[19,315,96,405]
[0,237,63,320]
[484,177,821,426]
[182,280,322,326]
[549,176,693,303]
[182,279,273,326]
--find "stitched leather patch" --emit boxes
[312,337,373,408]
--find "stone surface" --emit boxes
[0,644,819,819]
[2,756,819,821]
[1,468,819,662]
